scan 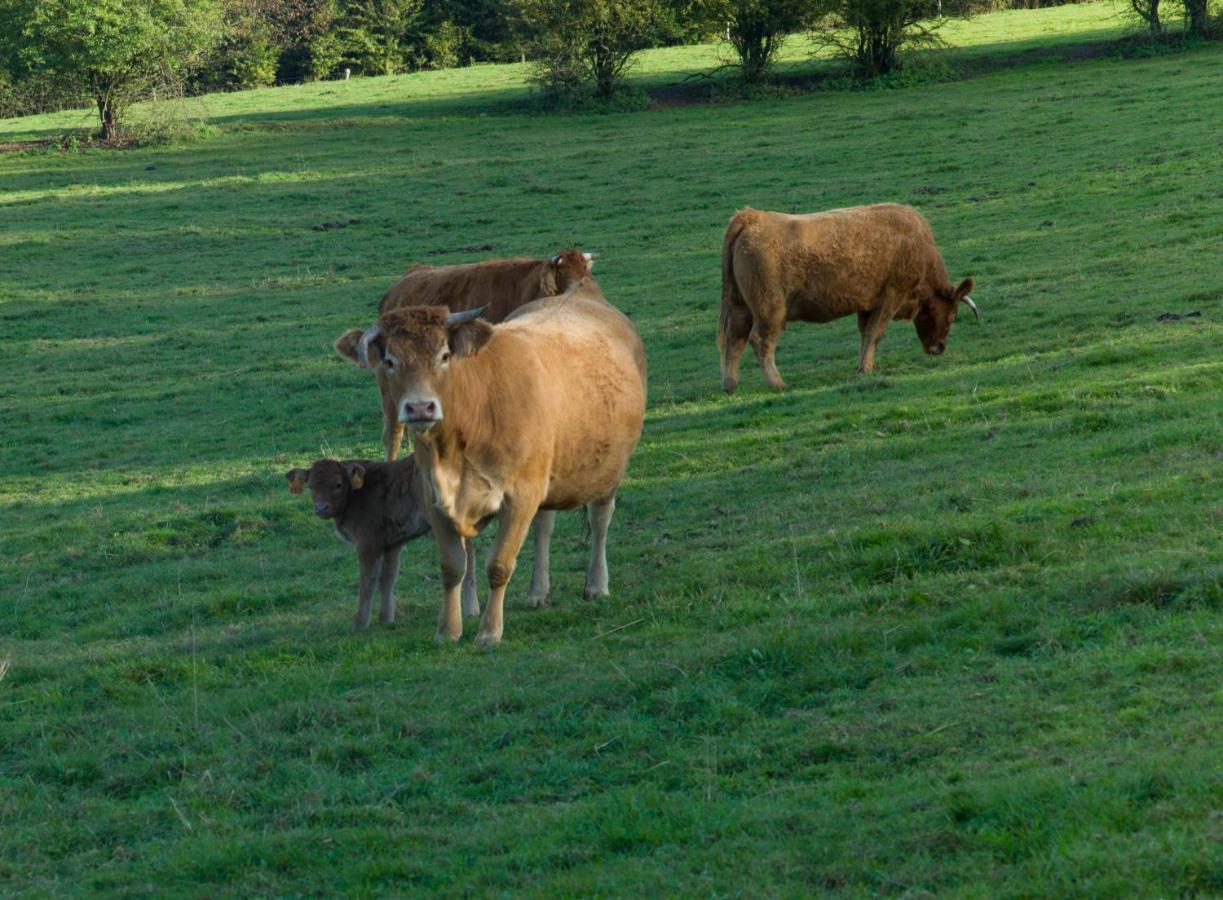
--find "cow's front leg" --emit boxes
[378,546,402,625]
[584,496,615,599]
[461,537,480,619]
[433,520,468,643]
[526,510,556,609]
[376,367,405,460]
[858,307,892,374]
[476,499,538,647]
[354,548,384,631]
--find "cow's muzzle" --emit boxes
[314,502,334,518]
[401,397,443,427]
[925,342,946,355]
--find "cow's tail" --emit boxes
[718,211,751,353]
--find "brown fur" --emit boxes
[335,250,596,461]
[284,457,431,630]
[356,278,647,645]
[718,204,975,392]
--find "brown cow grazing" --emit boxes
[284,457,555,630]
[344,279,647,645]
[334,249,596,461]
[718,204,978,392]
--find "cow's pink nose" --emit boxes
[403,399,438,420]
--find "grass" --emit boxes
[1,2,1221,894]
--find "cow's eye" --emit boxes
[385,358,395,370]
[440,350,451,364]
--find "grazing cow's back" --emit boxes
[719,204,976,392]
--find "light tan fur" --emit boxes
[718,204,975,392]
[367,279,647,645]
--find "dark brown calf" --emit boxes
[285,457,461,630]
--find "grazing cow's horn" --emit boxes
[356,324,382,367]
[447,306,488,326]
[550,254,562,265]
[961,296,980,320]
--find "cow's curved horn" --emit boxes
[446,306,488,326]
[356,323,382,367]
[550,254,562,265]
[960,296,979,321]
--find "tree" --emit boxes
[336,0,424,75]
[711,0,809,83]
[812,0,967,77]
[18,0,222,139]
[516,0,660,100]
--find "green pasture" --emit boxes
[1,3,1221,894]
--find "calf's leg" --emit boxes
[526,510,556,609]
[355,549,384,630]
[584,496,616,599]
[476,498,538,647]
[378,546,402,625]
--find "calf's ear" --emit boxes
[449,319,495,359]
[285,469,309,494]
[344,462,366,490]
[334,329,366,366]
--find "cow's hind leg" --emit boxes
[461,538,480,619]
[584,496,616,599]
[858,306,892,374]
[476,498,538,647]
[750,316,787,390]
[719,302,753,395]
[526,510,556,609]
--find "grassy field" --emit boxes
[2,2,1221,894]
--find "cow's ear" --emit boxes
[285,468,309,494]
[344,462,366,490]
[449,320,495,359]
[334,329,365,365]
[952,278,974,302]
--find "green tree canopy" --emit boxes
[18,0,223,138]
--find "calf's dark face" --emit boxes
[285,460,365,518]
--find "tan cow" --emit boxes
[344,279,647,645]
[718,204,978,392]
[335,250,595,460]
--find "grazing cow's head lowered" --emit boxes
[546,250,595,294]
[914,278,978,356]
[285,459,366,518]
[347,305,494,433]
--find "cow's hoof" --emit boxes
[525,593,550,610]
[584,588,609,600]
[721,378,738,394]
[379,615,395,626]
[463,607,481,620]
[474,631,502,647]
[354,619,371,632]
[434,630,461,644]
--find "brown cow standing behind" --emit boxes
[718,204,978,393]
[335,250,595,460]
[344,279,647,645]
